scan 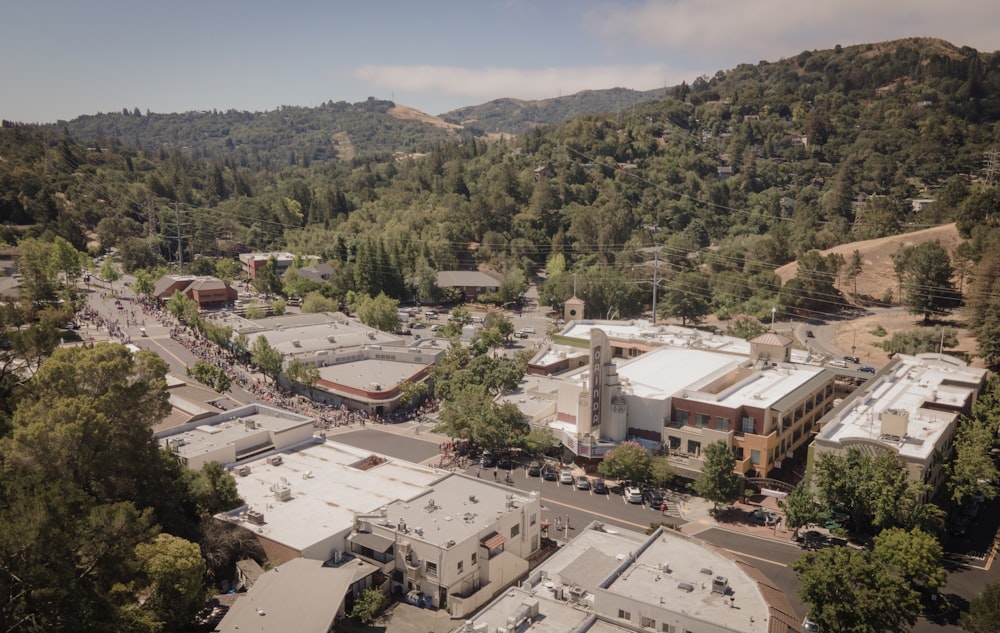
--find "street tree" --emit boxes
[649,455,676,489]
[814,447,943,535]
[598,441,652,485]
[873,527,946,595]
[285,357,319,395]
[892,241,961,322]
[794,546,921,633]
[483,311,515,340]
[215,257,242,285]
[779,477,821,535]
[100,257,121,293]
[131,269,156,297]
[693,441,741,510]
[250,335,284,384]
[523,426,559,457]
[947,417,999,505]
[962,581,1000,633]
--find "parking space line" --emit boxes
[717,548,789,569]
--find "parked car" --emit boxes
[828,359,848,368]
[559,470,575,485]
[541,466,558,481]
[747,508,780,525]
[430,324,443,332]
[527,461,542,477]
[802,616,821,632]
[843,355,860,364]
[805,329,814,338]
[858,365,876,374]
[644,489,665,509]
[591,478,608,494]
[624,486,643,504]
[575,476,591,490]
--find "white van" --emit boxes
[828,359,848,368]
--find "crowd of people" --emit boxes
[85,289,441,431]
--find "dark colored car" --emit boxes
[591,478,608,494]
[643,489,665,509]
[541,466,558,481]
[843,355,860,364]
[747,508,780,525]
[527,461,542,477]
[858,366,876,374]
[805,329,814,337]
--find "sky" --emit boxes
[2,0,998,124]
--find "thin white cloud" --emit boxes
[587,0,1000,63]
[355,64,683,103]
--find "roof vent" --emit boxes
[677,581,695,592]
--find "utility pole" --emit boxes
[651,251,659,325]
[985,148,999,185]
[170,203,192,273]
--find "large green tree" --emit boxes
[692,441,741,510]
[352,292,401,333]
[963,581,1000,633]
[598,441,652,485]
[794,545,921,633]
[658,271,711,325]
[892,241,960,322]
[250,335,284,384]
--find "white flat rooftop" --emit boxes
[162,405,313,459]
[318,358,426,392]
[385,477,539,549]
[816,354,985,460]
[560,320,752,355]
[613,530,770,633]
[616,347,738,400]
[224,441,444,553]
[467,523,780,633]
[246,320,402,356]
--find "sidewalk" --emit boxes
[675,493,798,545]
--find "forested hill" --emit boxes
[26,98,472,169]
[2,36,1000,339]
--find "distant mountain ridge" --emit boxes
[21,37,999,165]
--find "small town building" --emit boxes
[458,520,800,633]
[810,353,987,496]
[435,270,500,302]
[153,274,237,309]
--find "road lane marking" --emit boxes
[717,548,789,568]
[539,497,652,531]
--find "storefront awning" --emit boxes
[348,531,395,553]
[480,532,507,550]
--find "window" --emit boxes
[674,410,688,425]
[750,450,761,465]
[618,609,631,621]
[511,524,520,538]
[695,413,710,428]
[742,417,755,434]
[425,561,438,577]
[471,552,477,566]
[668,436,681,451]
[457,560,464,573]
[661,625,676,633]
[687,440,701,455]
[716,417,730,432]
[641,615,656,628]
[530,513,536,526]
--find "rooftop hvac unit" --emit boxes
[237,466,251,477]
[567,586,586,603]
[274,485,291,502]
[267,455,283,466]
[700,567,713,575]
[677,581,695,592]
[712,576,729,594]
[247,510,265,525]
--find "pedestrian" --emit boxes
[476,467,481,478]
[493,470,497,481]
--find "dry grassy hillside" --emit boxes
[775,223,963,303]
